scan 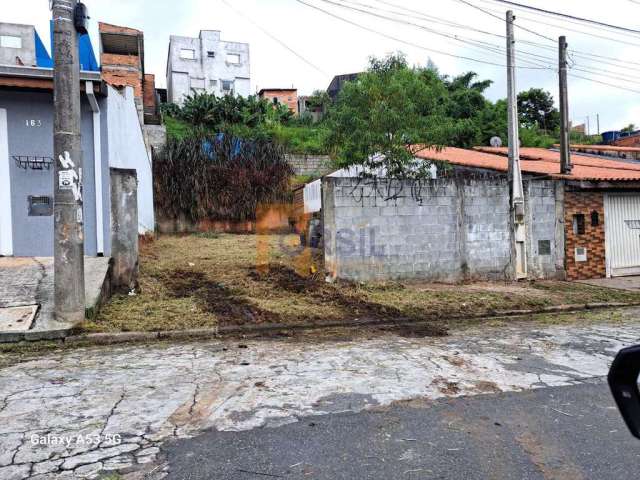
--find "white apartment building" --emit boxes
[166,30,250,104]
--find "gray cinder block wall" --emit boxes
[323,174,564,282]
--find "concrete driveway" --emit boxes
[579,275,640,292]
[0,309,639,479]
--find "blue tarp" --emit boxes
[202,134,246,160]
[35,21,99,71]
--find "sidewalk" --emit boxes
[0,257,112,341]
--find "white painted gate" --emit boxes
[605,194,640,277]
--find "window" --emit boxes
[538,240,551,256]
[190,77,205,90]
[209,79,218,88]
[221,80,235,95]
[0,35,22,49]
[180,48,196,60]
[591,211,600,227]
[226,53,241,65]
[272,98,279,105]
[207,51,216,58]
[573,214,585,235]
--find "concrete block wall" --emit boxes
[323,175,564,283]
[286,154,332,177]
[525,179,565,279]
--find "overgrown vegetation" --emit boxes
[154,135,293,223]
[161,92,329,155]
[161,53,584,172]
[87,234,640,334]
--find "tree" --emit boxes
[517,88,560,132]
[621,123,637,133]
[326,54,478,178]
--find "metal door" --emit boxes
[605,194,640,277]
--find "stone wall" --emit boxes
[564,190,606,280]
[323,174,564,282]
[286,154,332,177]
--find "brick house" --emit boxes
[258,88,298,114]
[99,23,160,125]
[458,147,640,280]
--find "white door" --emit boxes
[605,194,640,277]
[0,108,12,256]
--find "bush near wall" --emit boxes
[154,135,293,225]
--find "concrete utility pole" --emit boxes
[506,10,527,280]
[597,113,600,135]
[559,36,572,174]
[52,0,85,324]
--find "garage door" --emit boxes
[605,194,640,277]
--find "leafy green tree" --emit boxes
[621,123,637,133]
[517,88,560,132]
[326,54,470,178]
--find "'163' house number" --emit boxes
[25,120,42,127]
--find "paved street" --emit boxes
[0,312,639,479]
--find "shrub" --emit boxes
[154,135,293,223]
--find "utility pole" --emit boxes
[597,114,600,135]
[586,116,590,136]
[559,36,572,174]
[506,10,527,280]
[52,0,85,324]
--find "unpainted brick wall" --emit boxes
[564,190,606,280]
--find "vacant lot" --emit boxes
[86,234,640,335]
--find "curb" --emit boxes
[2,301,639,348]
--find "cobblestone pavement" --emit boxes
[0,318,639,479]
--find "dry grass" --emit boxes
[85,234,640,335]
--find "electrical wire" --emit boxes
[220,0,329,76]
[451,0,555,42]
[483,0,640,35]
[324,0,640,83]
[315,0,554,68]
[295,0,553,69]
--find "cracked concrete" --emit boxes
[0,317,638,479]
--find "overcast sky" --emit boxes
[4,0,639,132]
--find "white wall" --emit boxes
[106,85,154,234]
[0,108,12,255]
[167,31,251,104]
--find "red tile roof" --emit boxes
[413,147,640,181]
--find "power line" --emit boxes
[372,0,640,72]
[569,73,640,95]
[451,0,555,42]
[485,0,640,35]
[334,0,640,83]
[220,0,329,76]
[294,0,552,69]
[316,0,554,68]
[339,0,555,67]
[296,0,640,95]
[479,3,640,48]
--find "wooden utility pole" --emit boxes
[559,36,572,174]
[506,10,527,279]
[52,0,85,324]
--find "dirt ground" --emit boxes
[84,234,640,335]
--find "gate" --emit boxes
[605,194,640,277]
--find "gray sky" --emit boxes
[5,0,640,131]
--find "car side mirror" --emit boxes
[608,345,640,439]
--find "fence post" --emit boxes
[110,168,139,291]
